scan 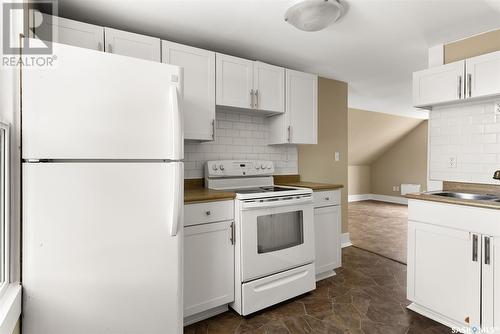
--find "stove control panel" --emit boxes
[206,160,275,177]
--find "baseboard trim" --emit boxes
[407,303,467,333]
[183,305,229,326]
[348,194,371,202]
[341,233,352,248]
[371,194,408,205]
[348,194,408,205]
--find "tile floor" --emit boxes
[184,247,451,333]
[348,200,408,264]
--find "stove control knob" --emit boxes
[267,165,272,169]
[219,164,225,171]
[212,164,218,171]
[255,165,260,170]
[260,164,265,170]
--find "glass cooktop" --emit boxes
[234,186,294,194]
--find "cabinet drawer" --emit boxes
[242,263,315,316]
[313,190,340,208]
[184,200,234,226]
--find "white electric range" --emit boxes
[205,160,316,316]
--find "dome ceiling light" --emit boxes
[284,0,345,32]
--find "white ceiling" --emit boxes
[56,0,500,119]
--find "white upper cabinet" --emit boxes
[466,51,500,99]
[269,70,318,144]
[104,28,161,62]
[216,54,254,109]
[32,13,104,51]
[253,62,285,113]
[413,51,500,108]
[163,41,216,141]
[413,60,465,108]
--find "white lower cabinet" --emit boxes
[407,199,500,331]
[313,190,341,280]
[408,221,481,327]
[184,201,235,324]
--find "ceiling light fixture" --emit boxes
[284,0,344,32]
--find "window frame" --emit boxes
[0,122,10,299]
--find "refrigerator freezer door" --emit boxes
[22,162,183,334]
[22,41,183,160]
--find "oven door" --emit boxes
[239,194,315,282]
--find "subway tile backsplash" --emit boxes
[184,110,298,179]
[429,101,500,184]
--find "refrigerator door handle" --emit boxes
[170,85,183,160]
[170,162,183,236]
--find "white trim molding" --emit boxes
[341,233,352,248]
[348,193,408,205]
[347,194,371,202]
[0,284,21,334]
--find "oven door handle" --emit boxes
[241,196,313,210]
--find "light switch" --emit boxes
[334,152,340,161]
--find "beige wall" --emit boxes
[349,108,423,165]
[298,78,348,233]
[348,165,371,195]
[371,121,428,196]
[444,29,500,64]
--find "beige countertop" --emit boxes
[273,174,344,191]
[184,179,235,204]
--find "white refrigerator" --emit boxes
[22,42,184,334]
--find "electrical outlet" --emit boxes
[448,156,457,168]
[495,102,500,115]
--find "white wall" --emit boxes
[429,100,500,184]
[184,110,298,179]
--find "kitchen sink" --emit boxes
[432,192,499,201]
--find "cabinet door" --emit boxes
[33,14,104,51]
[482,235,497,329]
[466,51,500,99]
[184,221,234,317]
[163,41,215,141]
[254,61,285,113]
[104,28,160,62]
[216,54,254,109]
[407,221,480,328]
[286,69,318,144]
[413,60,465,107]
[313,205,341,278]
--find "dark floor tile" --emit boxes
[185,247,451,334]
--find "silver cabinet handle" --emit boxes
[485,236,491,265]
[468,73,472,98]
[472,234,478,262]
[205,210,211,216]
[211,119,215,140]
[250,89,255,108]
[230,221,235,245]
[458,75,462,99]
[97,42,103,51]
[287,125,291,143]
[255,90,259,109]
